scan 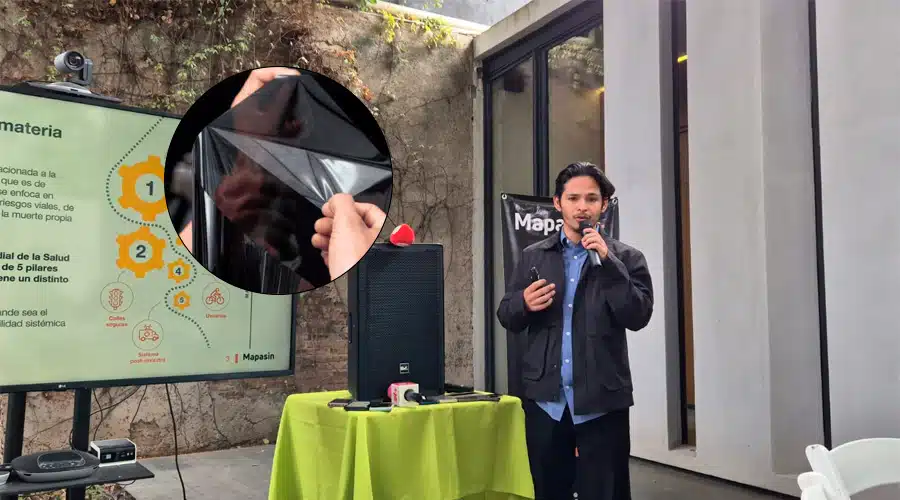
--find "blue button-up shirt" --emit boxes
[536,230,606,425]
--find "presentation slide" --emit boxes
[0,87,294,391]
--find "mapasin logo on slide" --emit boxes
[230,352,276,363]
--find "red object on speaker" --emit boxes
[389,224,415,246]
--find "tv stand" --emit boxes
[1,388,154,500]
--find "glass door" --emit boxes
[547,24,605,185]
[489,59,535,395]
[481,0,604,393]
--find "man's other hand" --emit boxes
[311,193,386,280]
[232,67,300,107]
[524,279,555,312]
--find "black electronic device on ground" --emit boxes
[347,243,445,402]
[10,450,99,483]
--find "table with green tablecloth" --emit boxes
[267,390,535,500]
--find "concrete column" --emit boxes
[686,0,822,488]
[815,0,900,445]
[602,0,680,454]
[472,60,486,391]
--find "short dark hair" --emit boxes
[553,161,615,199]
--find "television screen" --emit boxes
[0,85,296,392]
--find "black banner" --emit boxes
[498,193,619,397]
[500,193,619,284]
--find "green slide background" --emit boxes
[0,89,294,388]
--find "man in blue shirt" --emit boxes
[497,162,654,500]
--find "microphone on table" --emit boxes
[389,223,416,247]
[578,220,603,267]
[389,382,424,406]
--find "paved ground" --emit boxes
[628,459,789,500]
[125,445,276,500]
[125,445,794,499]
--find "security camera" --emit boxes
[16,50,119,103]
[54,51,85,73]
[53,50,93,87]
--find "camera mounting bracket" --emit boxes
[18,81,122,104]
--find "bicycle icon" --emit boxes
[202,282,229,311]
[205,288,225,305]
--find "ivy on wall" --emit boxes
[3,0,359,112]
[2,0,460,112]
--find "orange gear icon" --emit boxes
[118,155,166,222]
[173,291,191,311]
[167,258,192,284]
[116,226,166,278]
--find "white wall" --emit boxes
[687,0,822,490]
[815,0,900,446]
[604,0,824,495]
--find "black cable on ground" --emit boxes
[165,384,188,500]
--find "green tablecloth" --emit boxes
[268,390,535,500]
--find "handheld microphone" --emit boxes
[388,382,423,406]
[389,223,415,247]
[578,220,603,267]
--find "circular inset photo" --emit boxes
[164,66,392,295]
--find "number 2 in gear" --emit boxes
[118,155,166,222]
[116,226,166,278]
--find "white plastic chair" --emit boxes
[797,438,900,499]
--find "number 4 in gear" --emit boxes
[167,258,192,284]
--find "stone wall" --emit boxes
[0,0,474,457]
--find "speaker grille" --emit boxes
[350,244,444,400]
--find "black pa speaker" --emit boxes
[348,243,445,401]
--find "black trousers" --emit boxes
[523,399,631,500]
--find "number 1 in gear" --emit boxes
[118,155,166,222]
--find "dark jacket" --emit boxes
[496,230,654,415]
